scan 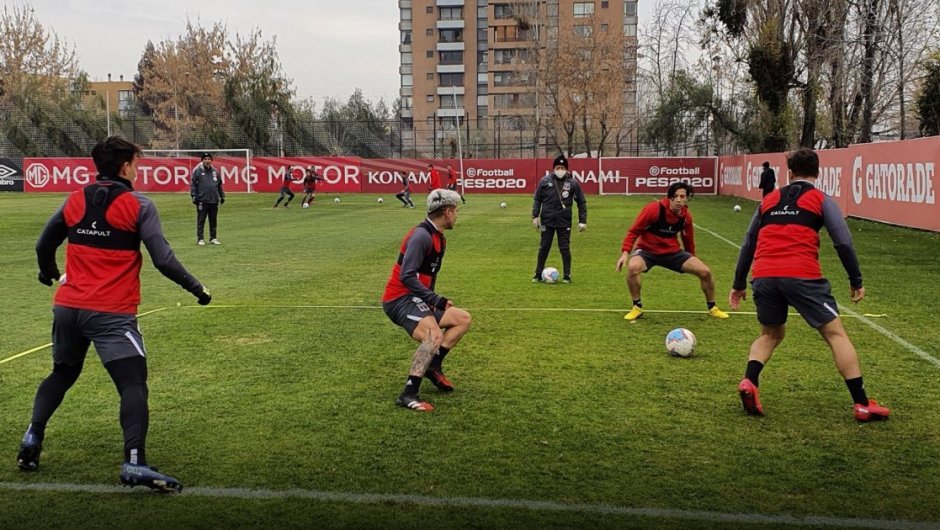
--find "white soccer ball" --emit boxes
[665,328,697,357]
[541,267,560,283]
[302,203,309,209]
[733,204,742,212]
[377,197,384,204]
[500,202,507,208]
[334,197,340,204]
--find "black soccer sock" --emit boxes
[845,377,869,405]
[745,360,764,386]
[402,375,423,396]
[105,356,149,466]
[632,299,642,308]
[707,301,716,310]
[430,347,450,370]
[30,362,83,428]
[26,422,46,441]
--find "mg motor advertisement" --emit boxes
[23,156,719,196]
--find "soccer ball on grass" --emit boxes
[500,202,507,208]
[541,267,560,283]
[302,203,309,209]
[733,204,742,212]
[665,328,696,357]
[377,197,384,204]
[334,197,340,204]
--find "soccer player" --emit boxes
[20,136,212,492]
[395,172,415,208]
[616,182,729,320]
[382,189,471,412]
[532,155,587,283]
[426,163,442,191]
[445,164,465,204]
[273,165,296,208]
[301,166,324,207]
[729,148,890,422]
[190,152,225,245]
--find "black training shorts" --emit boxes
[751,277,840,329]
[51,306,146,367]
[633,249,693,273]
[383,295,444,337]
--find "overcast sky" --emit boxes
[27,0,656,106]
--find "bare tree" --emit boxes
[0,3,78,101]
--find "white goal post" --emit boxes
[142,148,253,192]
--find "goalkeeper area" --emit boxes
[1,192,939,528]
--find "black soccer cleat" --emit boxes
[395,393,434,412]
[16,432,42,471]
[120,463,183,493]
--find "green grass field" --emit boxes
[1,191,938,529]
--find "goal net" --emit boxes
[142,148,253,192]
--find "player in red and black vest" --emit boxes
[382,189,471,412]
[19,136,211,493]
[730,147,890,422]
[301,166,325,207]
[273,165,296,208]
[616,182,729,321]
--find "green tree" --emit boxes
[916,51,940,137]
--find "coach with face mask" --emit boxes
[531,154,587,283]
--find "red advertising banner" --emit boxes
[718,137,940,232]
[600,157,718,195]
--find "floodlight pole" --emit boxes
[452,85,465,196]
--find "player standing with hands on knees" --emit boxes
[729,147,889,422]
[382,189,471,412]
[190,152,224,245]
[19,136,212,492]
[531,154,587,283]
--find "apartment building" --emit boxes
[399,0,638,156]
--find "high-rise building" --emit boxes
[399,0,638,157]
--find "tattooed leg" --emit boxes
[409,331,439,377]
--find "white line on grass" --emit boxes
[695,223,940,369]
[0,481,936,530]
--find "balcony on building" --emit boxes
[436,19,465,30]
[437,42,465,52]
[398,0,411,7]
[437,86,465,95]
[436,64,465,74]
[435,0,464,6]
[437,108,466,118]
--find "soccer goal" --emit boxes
[598,157,630,195]
[142,148,253,192]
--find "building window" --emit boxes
[427,50,434,58]
[477,95,488,106]
[439,73,465,86]
[426,5,433,13]
[574,2,595,17]
[438,29,463,43]
[493,4,514,19]
[427,72,435,80]
[118,90,134,116]
[402,52,413,64]
[401,31,412,45]
[477,28,488,42]
[439,95,464,108]
[574,25,593,37]
[439,50,464,64]
[427,95,435,102]
[495,26,530,42]
[477,50,487,65]
[402,96,413,109]
[493,93,536,109]
[401,8,411,21]
[623,24,636,37]
[477,6,487,18]
[439,7,463,20]
[625,1,637,16]
[426,28,434,36]
[601,23,609,32]
[401,74,413,87]
[601,0,609,7]
[548,4,558,16]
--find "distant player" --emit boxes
[382,189,471,412]
[395,173,415,208]
[273,166,296,208]
[730,147,889,421]
[20,136,211,493]
[445,164,465,204]
[427,163,441,191]
[301,166,324,207]
[616,182,729,321]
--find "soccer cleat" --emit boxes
[425,367,454,392]
[624,305,644,321]
[562,277,572,284]
[120,463,183,493]
[395,393,434,412]
[210,239,221,245]
[16,432,42,471]
[854,399,890,422]
[197,240,205,246]
[532,276,543,283]
[738,378,764,416]
[709,306,730,319]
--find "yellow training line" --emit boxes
[0,307,168,366]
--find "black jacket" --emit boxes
[759,167,776,196]
[532,173,587,227]
[191,164,225,204]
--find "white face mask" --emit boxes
[554,169,566,178]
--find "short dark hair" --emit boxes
[91,136,141,177]
[787,148,819,178]
[762,161,770,168]
[667,181,694,199]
